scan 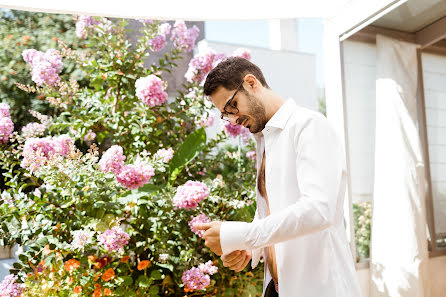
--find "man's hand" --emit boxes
[194,221,223,256]
[221,250,252,272]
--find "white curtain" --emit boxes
[370,34,430,297]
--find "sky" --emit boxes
[205,19,325,89]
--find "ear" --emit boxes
[243,74,259,91]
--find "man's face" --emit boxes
[210,83,267,134]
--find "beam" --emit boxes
[416,17,446,49]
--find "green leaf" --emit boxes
[138,275,150,288]
[122,275,133,286]
[150,269,162,280]
[149,285,159,295]
[169,128,206,182]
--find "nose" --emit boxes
[229,114,239,126]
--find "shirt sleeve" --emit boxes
[219,116,345,254]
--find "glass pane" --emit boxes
[422,53,446,239]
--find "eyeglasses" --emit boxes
[220,82,243,122]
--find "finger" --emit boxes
[234,254,251,272]
[229,254,247,270]
[221,250,241,263]
[224,251,245,267]
[194,222,214,231]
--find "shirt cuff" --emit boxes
[220,221,251,255]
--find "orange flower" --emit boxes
[88,255,98,262]
[95,283,101,289]
[93,288,102,297]
[94,274,101,281]
[64,259,80,273]
[121,256,130,263]
[137,260,150,270]
[7,34,13,39]
[22,35,30,41]
[102,268,115,282]
[68,276,73,284]
[104,288,112,296]
[73,286,82,294]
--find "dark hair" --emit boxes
[203,57,270,96]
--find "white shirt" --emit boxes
[220,99,363,297]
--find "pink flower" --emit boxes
[155,147,174,163]
[173,181,209,210]
[246,150,256,160]
[195,112,215,128]
[98,145,126,174]
[23,49,63,86]
[21,122,46,138]
[135,75,168,107]
[139,19,153,24]
[198,260,218,275]
[84,130,96,142]
[22,49,43,65]
[170,21,199,52]
[0,117,14,144]
[97,226,130,254]
[188,214,210,237]
[0,103,10,118]
[182,267,210,291]
[185,50,226,83]
[71,230,93,251]
[53,134,73,156]
[75,15,100,39]
[0,274,23,297]
[222,121,250,138]
[31,61,60,86]
[158,23,172,36]
[20,137,57,171]
[150,35,166,52]
[116,162,155,190]
[232,48,252,60]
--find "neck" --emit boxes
[263,90,286,122]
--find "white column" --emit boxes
[268,19,298,51]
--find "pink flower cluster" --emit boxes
[198,260,218,275]
[20,135,73,171]
[223,121,250,138]
[173,181,210,210]
[116,162,155,190]
[195,112,215,128]
[154,147,174,163]
[97,226,130,254]
[135,75,168,107]
[84,130,96,142]
[149,22,172,52]
[75,15,100,39]
[21,122,46,138]
[22,48,63,86]
[170,21,199,52]
[71,229,93,251]
[188,214,210,237]
[246,150,256,160]
[185,49,226,83]
[232,48,252,60]
[182,267,210,292]
[0,274,23,297]
[0,103,13,144]
[0,102,10,118]
[98,145,126,174]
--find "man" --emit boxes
[195,57,363,297]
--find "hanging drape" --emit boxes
[370,34,430,297]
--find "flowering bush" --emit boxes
[0,15,262,296]
[353,201,372,260]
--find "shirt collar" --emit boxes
[265,98,295,130]
[252,98,295,140]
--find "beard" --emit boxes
[238,92,267,134]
